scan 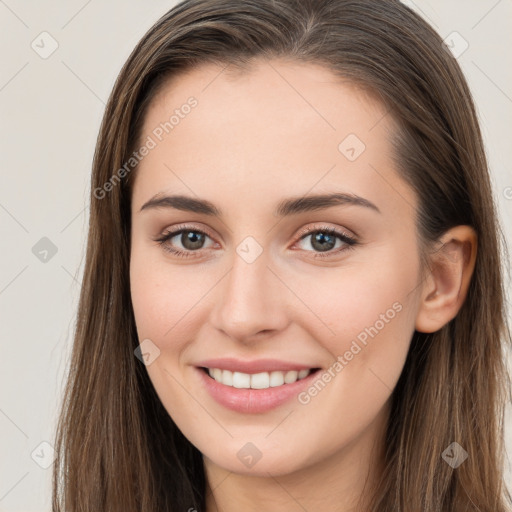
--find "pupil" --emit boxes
[183,231,204,249]
[313,232,335,252]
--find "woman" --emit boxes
[52,0,512,510]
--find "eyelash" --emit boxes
[153,224,358,260]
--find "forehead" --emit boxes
[132,58,413,219]
[145,58,390,134]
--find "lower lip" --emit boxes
[195,367,320,414]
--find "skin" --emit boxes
[129,58,476,511]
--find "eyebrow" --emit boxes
[140,192,381,216]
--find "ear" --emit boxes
[415,225,477,333]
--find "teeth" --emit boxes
[232,371,251,389]
[206,368,313,389]
[269,371,284,387]
[298,369,310,379]
[250,372,269,389]
[222,369,233,386]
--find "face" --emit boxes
[129,58,423,478]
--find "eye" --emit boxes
[293,224,358,258]
[153,223,358,259]
[153,224,216,259]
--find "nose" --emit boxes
[210,246,290,344]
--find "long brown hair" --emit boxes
[52,0,512,510]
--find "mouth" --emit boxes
[199,366,322,390]
[195,365,323,414]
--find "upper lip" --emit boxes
[196,357,319,374]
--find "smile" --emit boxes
[196,365,322,414]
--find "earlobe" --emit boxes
[415,226,477,333]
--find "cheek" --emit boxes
[288,255,418,458]
[299,256,417,347]
[130,247,207,345]
[292,247,420,396]
[129,251,206,416]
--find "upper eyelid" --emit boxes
[158,223,216,243]
[295,224,357,241]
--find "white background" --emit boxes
[0,0,511,510]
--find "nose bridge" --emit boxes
[211,241,288,341]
